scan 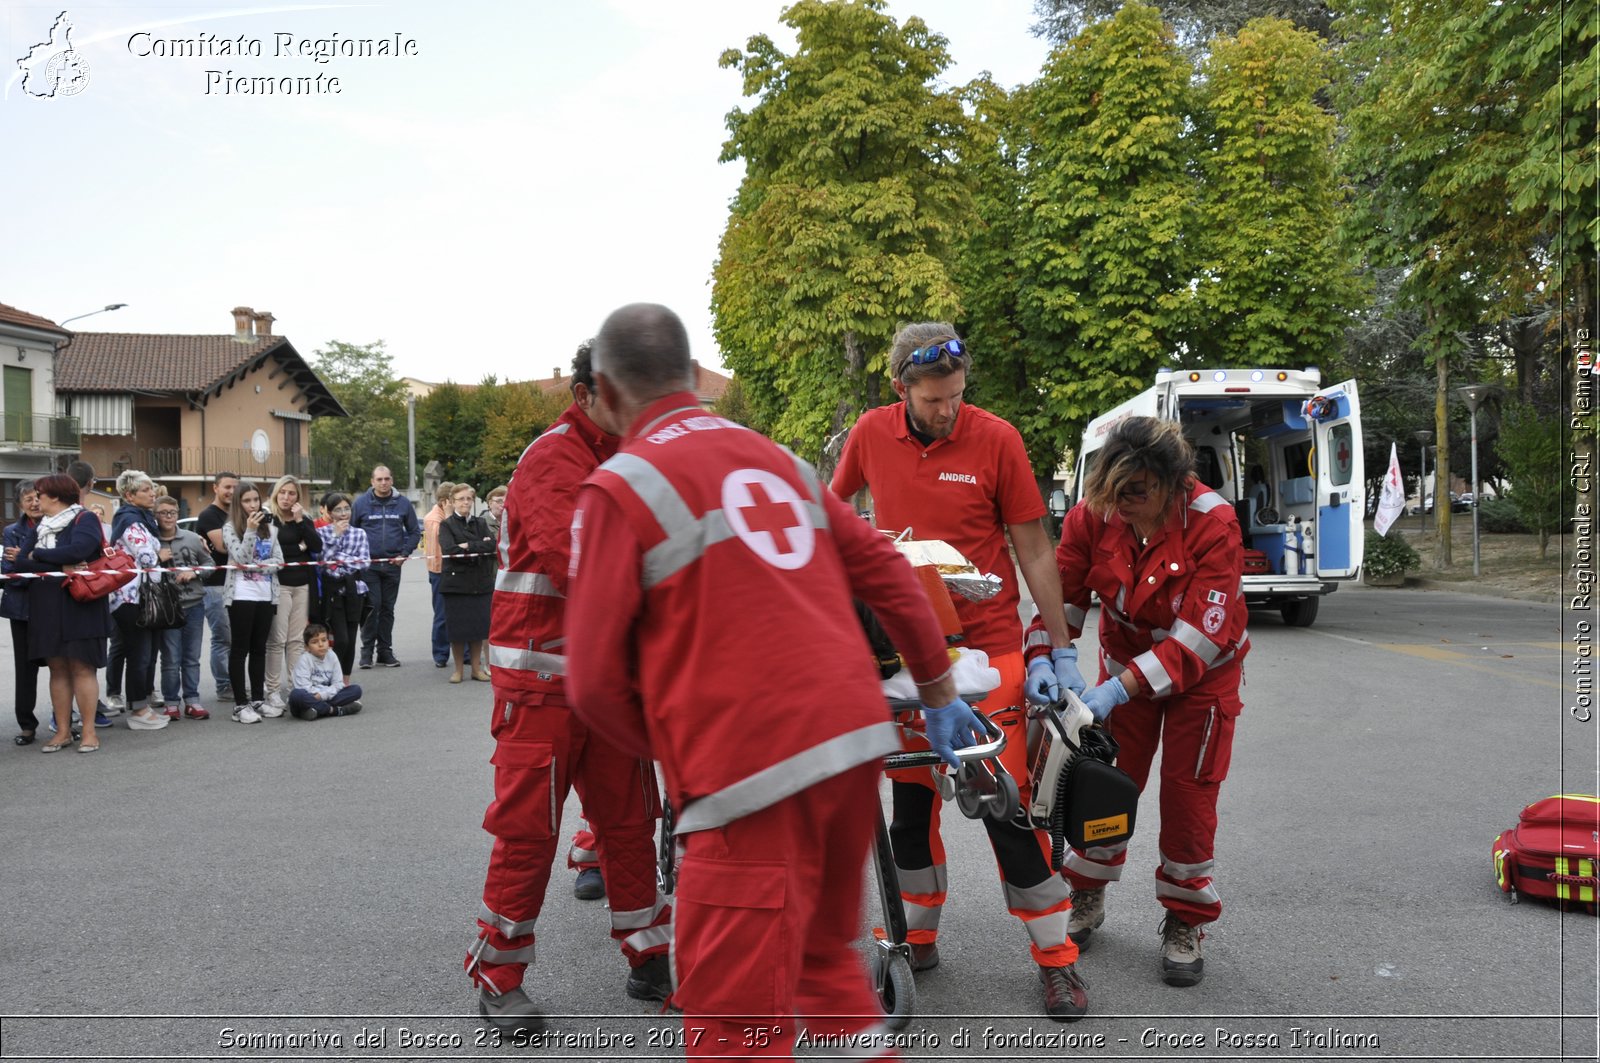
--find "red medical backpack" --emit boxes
[1492,794,1600,910]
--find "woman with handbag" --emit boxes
[223,481,283,724]
[437,484,494,684]
[315,491,370,686]
[107,470,171,733]
[13,474,120,751]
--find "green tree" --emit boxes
[1495,401,1564,557]
[473,383,568,488]
[953,76,1057,476]
[1033,0,1335,46]
[308,340,407,493]
[1016,1,1194,445]
[1188,17,1357,365]
[414,380,488,485]
[711,0,974,459]
[710,374,758,430]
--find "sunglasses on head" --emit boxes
[907,338,966,366]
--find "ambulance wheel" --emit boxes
[1280,597,1319,627]
[987,771,1020,823]
[872,950,916,1030]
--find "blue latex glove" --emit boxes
[1081,676,1130,722]
[1051,646,1087,696]
[922,697,985,769]
[1024,657,1060,706]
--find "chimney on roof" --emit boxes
[231,306,255,342]
[253,310,274,338]
[553,367,560,381]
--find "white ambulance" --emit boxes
[1073,368,1364,627]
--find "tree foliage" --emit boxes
[308,340,407,494]
[711,0,973,460]
[1495,401,1565,557]
[1188,17,1357,364]
[476,384,568,489]
[1032,0,1334,46]
[1015,1,1193,449]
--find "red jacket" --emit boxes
[566,393,951,834]
[1027,481,1249,705]
[486,402,619,700]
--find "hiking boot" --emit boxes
[1038,963,1090,1022]
[625,954,673,1002]
[1159,913,1205,987]
[478,985,544,1036]
[573,867,606,900]
[1066,887,1106,947]
[908,941,940,971]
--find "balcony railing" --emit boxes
[135,447,338,483]
[1,413,80,450]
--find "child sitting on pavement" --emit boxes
[289,623,363,720]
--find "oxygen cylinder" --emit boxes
[1284,516,1301,575]
[1300,519,1315,574]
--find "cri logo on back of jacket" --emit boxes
[722,470,814,570]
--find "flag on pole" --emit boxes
[1374,442,1406,537]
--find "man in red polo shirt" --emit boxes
[830,321,1088,1020]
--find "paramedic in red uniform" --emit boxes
[464,342,673,1035]
[829,322,1089,1019]
[566,303,980,1059]
[1025,415,1248,987]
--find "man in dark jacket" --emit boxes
[351,465,421,668]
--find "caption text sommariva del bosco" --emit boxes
[127,32,419,94]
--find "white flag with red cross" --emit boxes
[1373,442,1406,537]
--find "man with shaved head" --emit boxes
[566,303,980,1055]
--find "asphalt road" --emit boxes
[0,565,1595,1062]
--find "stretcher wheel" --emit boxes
[987,771,1020,823]
[871,948,916,1030]
[954,766,985,820]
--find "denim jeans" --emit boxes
[204,585,232,695]
[159,602,206,704]
[360,561,403,662]
[428,571,449,665]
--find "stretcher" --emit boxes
[653,697,1012,1032]
[871,698,1010,1029]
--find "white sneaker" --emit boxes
[257,698,285,719]
[232,705,262,724]
[104,695,126,714]
[126,711,170,731]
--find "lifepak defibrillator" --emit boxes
[1025,691,1140,870]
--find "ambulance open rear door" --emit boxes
[1310,379,1364,580]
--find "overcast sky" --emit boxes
[2,0,1052,383]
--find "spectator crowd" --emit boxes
[5,460,507,750]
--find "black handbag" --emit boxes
[136,572,184,629]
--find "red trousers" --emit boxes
[568,819,600,871]
[885,653,1078,967]
[1060,685,1239,925]
[467,692,670,993]
[674,763,890,1060]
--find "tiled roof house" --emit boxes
[0,301,79,519]
[56,306,346,518]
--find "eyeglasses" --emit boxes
[1117,483,1152,503]
[907,339,966,366]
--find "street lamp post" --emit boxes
[1456,385,1491,577]
[1413,429,1433,534]
[57,303,128,328]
